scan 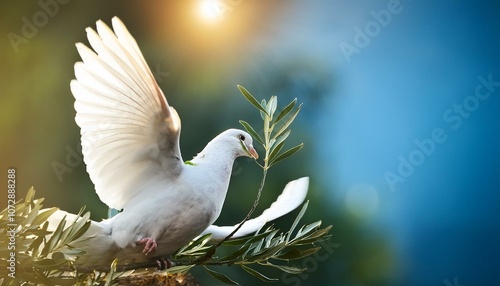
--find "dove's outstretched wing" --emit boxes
[202,177,309,241]
[70,17,182,210]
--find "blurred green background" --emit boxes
[1,0,499,285]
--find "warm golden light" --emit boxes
[198,0,222,22]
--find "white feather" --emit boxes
[202,177,309,241]
[72,17,180,210]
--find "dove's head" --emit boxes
[221,129,259,160]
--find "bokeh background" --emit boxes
[1,0,500,285]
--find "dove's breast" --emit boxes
[104,164,231,262]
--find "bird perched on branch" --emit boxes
[50,17,308,266]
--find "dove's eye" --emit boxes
[238,134,246,141]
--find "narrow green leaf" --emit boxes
[274,98,297,124]
[275,247,322,260]
[274,247,302,260]
[187,233,213,250]
[251,238,265,255]
[239,120,264,145]
[179,245,213,257]
[268,140,286,163]
[272,130,290,151]
[241,265,278,282]
[263,114,270,144]
[31,207,59,227]
[270,143,303,166]
[266,96,278,119]
[268,138,276,150]
[238,85,269,116]
[219,243,252,262]
[263,229,279,248]
[60,247,86,256]
[25,187,35,205]
[223,229,275,246]
[23,202,43,226]
[274,103,302,138]
[175,233,213,256]
[263,262,306,274]
[205,267,239,285]
[59,212,81,245]
[29,221,49,256]
[260,110,266,121]
[42,216,66,256]
[166,265,195,274]
[287,201,309,242]
[60,211,91,245]
[104,259,118,286]
[249,244,285,261]
[67,220,91,244]
[29,234,45,257]
[296,221,322,238]
[291,226,333,245]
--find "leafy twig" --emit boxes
[194,85,303,264]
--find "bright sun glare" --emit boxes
[198,0,222,22]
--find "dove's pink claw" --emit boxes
[137,237,157,255]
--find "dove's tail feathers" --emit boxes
[203,177,309,241]
[258,177,309,222]
[45,209,121,265]
[71,17,184,210]
[46,209,102,237]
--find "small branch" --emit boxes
[194,169,268,264]
[219,169,268,243]
[59,260,159,273]
[61,257,240,274]
[193,106,277,263]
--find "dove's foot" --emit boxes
[137,237,157,255]
[156,258,172,270]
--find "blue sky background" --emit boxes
[303,0,500,284]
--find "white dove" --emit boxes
[53,17,309,266]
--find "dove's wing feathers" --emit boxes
[70,17,182,210]
[203,177,309,241]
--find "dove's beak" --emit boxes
[248,145,259,159]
